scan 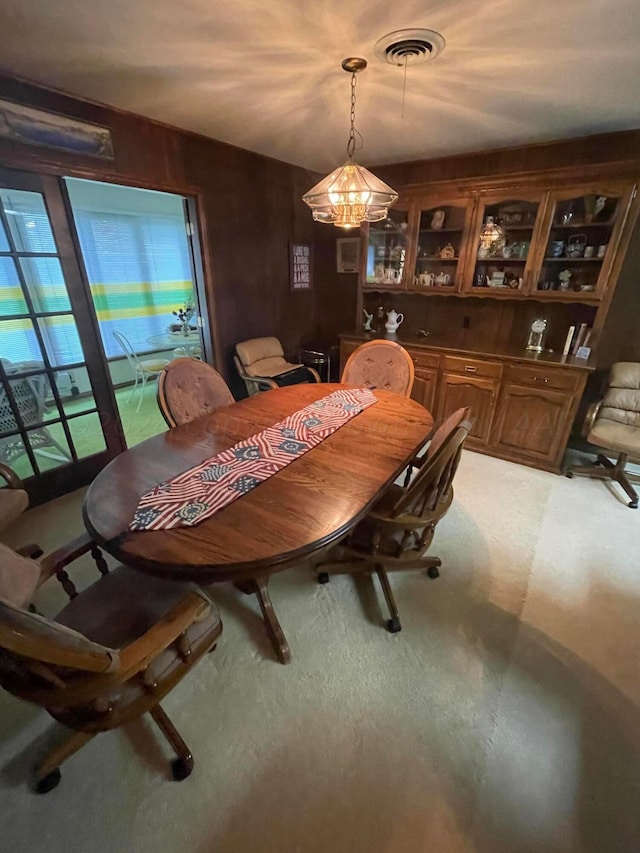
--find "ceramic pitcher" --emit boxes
[385,309,404,333]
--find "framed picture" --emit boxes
[0,98,115,160]
[290,243,312,290]
[336,237,360,273]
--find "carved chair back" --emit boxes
[341,340,415,397]
[157,358,234,427]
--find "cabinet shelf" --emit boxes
[417,256,459,262]
[419,227,464,234]
[543,257,603,262]
[476,257,527,263]
[551,220,614,229]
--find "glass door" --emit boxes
[464,193,544,294]
[530,183,636,299]
[364,207,411,290]
[0,168,121,502]
[412,198,475,292]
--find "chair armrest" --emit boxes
[117,591,214,679]
[582,400,603,438]
[0,463,23,489]
[305,366,321,383]
[38,532,96,586]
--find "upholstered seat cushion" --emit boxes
[139,358,170,372]
[51,567,221,726]
[588,419,640,460]
[0,541,41,608]
[0,488,29,532]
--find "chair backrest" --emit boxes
[391,409,471,520]
[112,330,141,372]
[341,340,415,397]
[599,362,640,426]
[235,337,288,377]
[157,358,234,427]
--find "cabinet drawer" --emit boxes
[441,355,502,379]
[406,348,440,369]
[505,364,581,392]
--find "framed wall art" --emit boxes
[336,237,360,273]
[290,242,312,290]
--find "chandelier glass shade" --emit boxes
[302,58,398,229]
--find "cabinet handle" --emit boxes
[464,365,477,373]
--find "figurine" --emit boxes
[431,209,446,230]
[558,269,572,291]
[362,308,374,331]
[439,243,455,259]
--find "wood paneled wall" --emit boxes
[0,74,351,396]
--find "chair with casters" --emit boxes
[234,336,321,396]
[316,407,471,633]
[341,340,415,397]
[0,362,72,468]
[0,532,222,793]
[157,357,234,427]
[112,330,169,413]
[566,361,640,508]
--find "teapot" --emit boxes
[385,309,404,334]
[435,272,451,286]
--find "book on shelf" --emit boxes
[562,325,576,356]
[571,323,590,356]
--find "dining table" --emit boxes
[146,330,202,357]
[83,383,434,663]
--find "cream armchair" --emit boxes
[566,362,640,508]
[234,336,320,396]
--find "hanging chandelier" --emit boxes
[302,57,398,229]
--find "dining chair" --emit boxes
[112,330,170,413]
[566,361,640,508]
[0,533,223,793]
[234,336,321,395]
[157,357,234,427]
[316,407,471,633]
[341,340,415,396]
[0,362,71,467]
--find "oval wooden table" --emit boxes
[83,384,433,663]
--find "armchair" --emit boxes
[0,533,222,792]
[234,336,320,396]
[316,408,470,633]
[566,361,640,508]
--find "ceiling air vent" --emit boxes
[374,28,445,67]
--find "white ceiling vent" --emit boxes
[374,29,445,67]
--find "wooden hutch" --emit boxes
[340,142,640,473]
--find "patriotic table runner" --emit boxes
[130,387,377,531]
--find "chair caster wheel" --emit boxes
[317,572,330,584]
[628,500,638,509]
[171,756,194,781]
[35,768,61,794]
[565,471,574,479]
[386,617,402,633]
[427,566,440,579]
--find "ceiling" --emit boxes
[1,0,640,173]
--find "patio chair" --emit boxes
[0,363,71,468]
[112,330,169,413]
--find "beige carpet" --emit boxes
[1,449,639,853]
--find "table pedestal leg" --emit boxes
[233,576,291,664]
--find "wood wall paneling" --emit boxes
[0,74,353,398]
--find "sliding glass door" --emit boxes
[0,168,121,502]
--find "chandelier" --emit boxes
[302,57,398,229]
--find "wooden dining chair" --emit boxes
[0,533,222,793]
[157,357,234,427]
[316,408,470,633]
[341,340,415,397]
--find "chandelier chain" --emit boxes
[347,71,357,158]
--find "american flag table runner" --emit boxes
[130,387,378,531]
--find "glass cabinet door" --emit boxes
[364,207,410,289]
[412,199,473,292]
[532,184,636,298]
[466,194,543,294]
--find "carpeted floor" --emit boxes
[1,448,639,853]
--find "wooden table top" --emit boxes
[83,384,433,583]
